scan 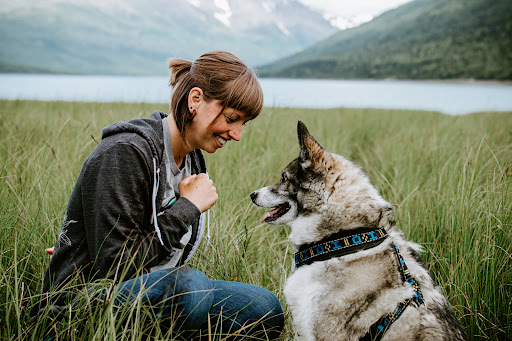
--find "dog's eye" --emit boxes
[281,173,287,183]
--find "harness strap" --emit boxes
[360,243,424,341]
[392,242,424,305]
[361,298,413,341]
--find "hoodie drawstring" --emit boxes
[151,158,164,245]
[206,210,211,248]
[204,172,211,249]
[152,158,210,252]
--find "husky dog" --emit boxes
[251,121,467,341]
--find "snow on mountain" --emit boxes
[298,0,414,30]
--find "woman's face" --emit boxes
[186,89,249,153]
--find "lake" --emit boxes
[1,74,511,115]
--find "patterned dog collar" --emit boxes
[294,227,388,268]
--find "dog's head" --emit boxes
[251,121,393,246]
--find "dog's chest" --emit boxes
[285,266,321,309]
[284,264,330,340]
[283,250,409,340]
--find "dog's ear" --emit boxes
[297,121,324,168]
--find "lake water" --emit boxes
[1,74,511,115]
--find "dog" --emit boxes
[251,121,467,340]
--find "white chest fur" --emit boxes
[284,263,326,341]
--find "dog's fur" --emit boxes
[251,121,467,341]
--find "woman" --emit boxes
[35,51,284,339]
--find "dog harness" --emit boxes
[294,227,424,341]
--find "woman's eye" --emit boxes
[225,115,236,123]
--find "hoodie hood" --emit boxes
[102,111,167,162]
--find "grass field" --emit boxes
[1,100,511,340]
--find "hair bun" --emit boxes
[167,58,193,87]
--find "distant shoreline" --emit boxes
[1,75,511,115]
[1,71,511,86]
[259,77,512,86]
[401,78,512,86]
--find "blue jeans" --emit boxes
[115,267,284,339]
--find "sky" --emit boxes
[299,0,414,29]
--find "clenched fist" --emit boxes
[179,173,218,212]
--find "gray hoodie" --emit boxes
[40,111,207,303]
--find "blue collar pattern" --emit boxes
[294,227,388,268]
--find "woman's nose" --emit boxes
[229,123,242,141]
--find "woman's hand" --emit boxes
[179,174,218,212]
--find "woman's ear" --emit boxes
[187,87,203,119]
[188,87,203,111]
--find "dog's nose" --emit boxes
[250,191,258,202]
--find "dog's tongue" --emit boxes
[261,207,282,223]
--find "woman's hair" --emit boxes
[168,50,263,136]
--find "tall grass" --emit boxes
[1,100,511,340]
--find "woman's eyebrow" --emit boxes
[225,112,242,120]
[226,109,251,122]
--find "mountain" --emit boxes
[0,0,337,75]
[258,0,512,80]
[298,0,414,31]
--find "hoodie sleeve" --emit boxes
[80,142,200,280]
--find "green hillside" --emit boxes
[259,0,512,80]
[0,1,335,75]
[0,61,68,74]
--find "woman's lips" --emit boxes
[215,135,227,148]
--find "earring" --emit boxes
[189,106,196,119]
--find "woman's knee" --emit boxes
[117,267,215,330]
[250,287,284,336]
[156,267,215,319]
[159,267,213,296]
[209,281,284,338]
